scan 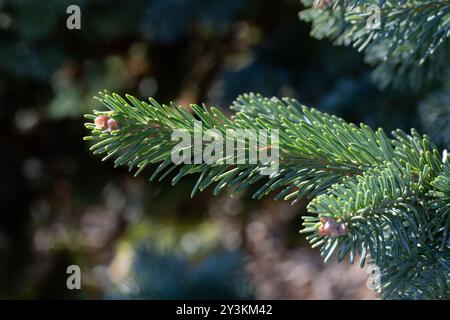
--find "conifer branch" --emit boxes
[300,0,450,89]
[84,91,449,299]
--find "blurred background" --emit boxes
[0,0,445,299]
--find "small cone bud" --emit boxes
[313,0,333,9]
[337,223,348,236]
[94,115,110,130]
[318,217,347,238]
[107,118,119,131]
[318,225,326,236]
[323,221,332,233]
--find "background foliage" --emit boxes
[0,0,447,299]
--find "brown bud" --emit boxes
[319,225,325,236]
[94,115,110,130]
[337,223,348,236]
[107,118,119,131]
[318,217,347,238]
[313,0,333,9]
[318,217,332,236]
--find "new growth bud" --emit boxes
[107,118,119,131]
[313,0,334,9]
[318,217,348,238]
[94,115,120,131]
[94,115,109,130]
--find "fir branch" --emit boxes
[84,91,450,299]
[300,0,450,89]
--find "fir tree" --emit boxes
[84,0,450,299]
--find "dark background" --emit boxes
[0,0,435,299]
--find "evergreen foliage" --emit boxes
[299,0,450,89]
[84,91,450,299]
[419,89,450,149]
[83,0,450,300]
